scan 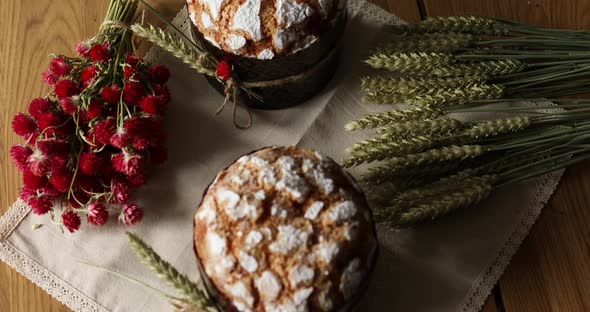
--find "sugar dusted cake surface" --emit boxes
[194,146,377,312]
[186,0,346,59]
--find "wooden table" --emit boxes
[1,0,589,311]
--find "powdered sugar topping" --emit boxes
[257,49,275,60]
[206,231,227,256]
[232,0,263,41]
[269,224,310,254]
[226,281,254,311]
[226,34,247,50]
[245,230,263,247]
[201,12,215,29]
[276,0,314,28]
[238,251,259,273]
[276,156,309,202]
[255,270,283,301]
[203,0,225,20]
[304,201,324,220]
[329,200,357,222]
[289,265,315,286]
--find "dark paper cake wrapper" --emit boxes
[192,147,378,312]
[188,10,348,110]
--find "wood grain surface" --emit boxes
[1,0,589,311]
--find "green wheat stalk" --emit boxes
[463,116,532,139]
[419,16,509,35]
[366,52,454,72]
[404,84,505,106]
[428,60,525,77]
[126,232,216,310]
[395,175,497,226]
[377,118,464,137]
[379,32,474,53]
[361,76,489,94]
[363,145,485,182]
[130,24,216,76]
[343,136,435,167]
[345,107,445,131]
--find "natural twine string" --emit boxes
[219,43,340,129]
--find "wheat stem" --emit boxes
[345,107,445,131]
[126,232,217,311]
[343,136,435,167]
[366,52,454,72]
[396,176,497,226]
[378,118,463,137]
[364,145,485,182]
[130,24,216,76]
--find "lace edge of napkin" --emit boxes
[458,169,564,312]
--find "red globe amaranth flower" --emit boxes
[40,185,61,198]
[60,96,79,114]
[79,151,104,176]
[28,195,54,215]
[119,203,143,225]
[50,169,73,192]
[127,173,146,187]
[42,70,59,85]
[37,138,69,157]
[112,150,145,176]
[23,170,48,189]
[12,113,38,137]
[27,149,50,176]
[140,95,166,115]
[123,81,145,105]
[150,147,168,165]
[81,65,100,87]
[54,79,79,99]
[93,118,116,145]
[110,177,129,204]
[101,85,121,104]
[110,127,130,148]
[28,98,53,120]
[10,145,33,172]
[85,99,104,120]
[124,66,138,80]
[128,117,165,148]
[87,201,109,226]
[62,210,81,233]
[37,112,59,130]
[19,187,36,201]
[126,53,141,66]
[216,60,232,81]
[153,85,171,104]
[89,43,110,63]
[49,56,70,77]
[149,64,170,85]
[75,41,91,57]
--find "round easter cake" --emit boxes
[186,0,347,109]
[193,146,377,311]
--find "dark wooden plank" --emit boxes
[423,0,590,29]
[371,0,422,23]
[500,162,590,312]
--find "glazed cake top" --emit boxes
[186,0,346,59]
[193,146,377,312]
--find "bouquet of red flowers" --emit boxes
[10,0,170,233]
